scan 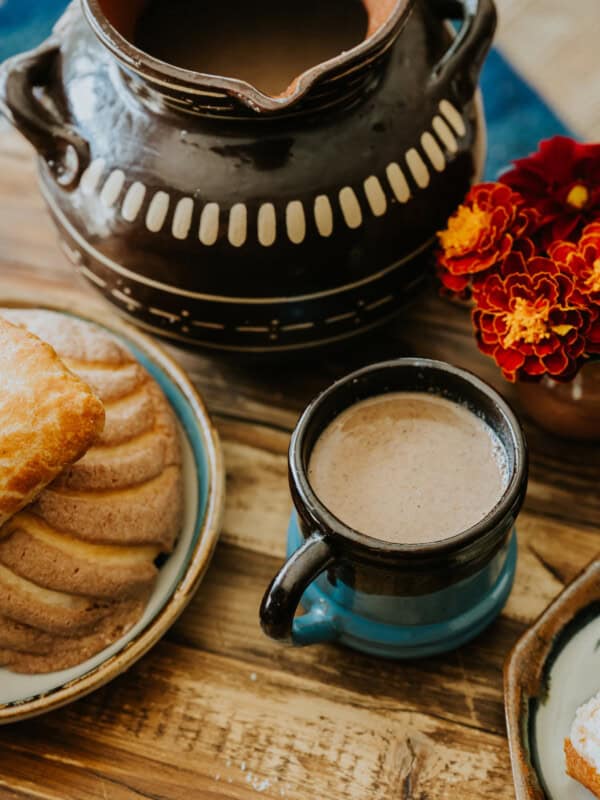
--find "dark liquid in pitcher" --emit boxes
[134,0,369,96]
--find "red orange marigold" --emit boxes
[550,221,600,303]
[472,254,590,382]
[550,222,600,353]
[437,182,537,295]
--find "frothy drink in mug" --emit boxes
[308,392,509,545]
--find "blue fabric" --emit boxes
[481,48,572,179]
[0,0,70,62]
[0,1,573,177]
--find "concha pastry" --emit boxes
[0,315,104,528]
[0,596,147,673]
[0,309,184,673]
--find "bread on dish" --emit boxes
[0,309,183,673]
[0,315,104,528]
[565,691,600,797]
[0,595,148,673]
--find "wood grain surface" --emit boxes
[0,8,599,795]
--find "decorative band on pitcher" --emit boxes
[78,99,467,246]
[48,182,434,348]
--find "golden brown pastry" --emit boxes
[0,315,105,528]
[0,309,183,673]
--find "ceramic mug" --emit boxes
[260,358,528,658]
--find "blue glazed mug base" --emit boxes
[287,514,517,659]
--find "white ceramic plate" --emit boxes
[534,613,600,799]
[0,295,225,723]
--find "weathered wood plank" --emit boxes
[0,643,514,800]
[169,541,519,736]
[0,746,152,800]
[0,734,255,800]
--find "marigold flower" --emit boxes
[501,137,600,244]
[472,254,589,381]
[550,221,600,302]
[436,136,600,380]
[436,183,536,296]
[550,222,600,353]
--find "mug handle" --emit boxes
[260,532,338,646]
[428,0,497,103]
[0,39,90,189]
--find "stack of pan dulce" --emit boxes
[0,309,183,673]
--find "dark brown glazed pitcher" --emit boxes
[0,0,495,353]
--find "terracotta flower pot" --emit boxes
[0,0,495,354]
[517,362,600,442]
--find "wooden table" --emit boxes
[0,40,599,798]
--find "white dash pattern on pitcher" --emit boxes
[420,132,446,173]
[228,203,247,247]
[199,202,220,245]
[100,170,125,208]
[145,191,170,233]
[339,186,362,229]
[405,148,430,189]
[314,195,333,237]
[80,158,105,195]
[172,197,194,240]
[363,175,387,217]
[76,100,468,246]
[432,115,458,153]
[439,99,466,137]
[121,182,146,222]
[385,162,411,203]
[258,203,276,247]
[286,201,306,244]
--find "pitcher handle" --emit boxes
[0,39,90,189]
[260,532,338,646]
[429,0,497,103]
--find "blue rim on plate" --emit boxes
[0,295,225,723]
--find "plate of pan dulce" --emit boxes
[0,295,225,723]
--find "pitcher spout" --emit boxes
[82,0,413,115]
